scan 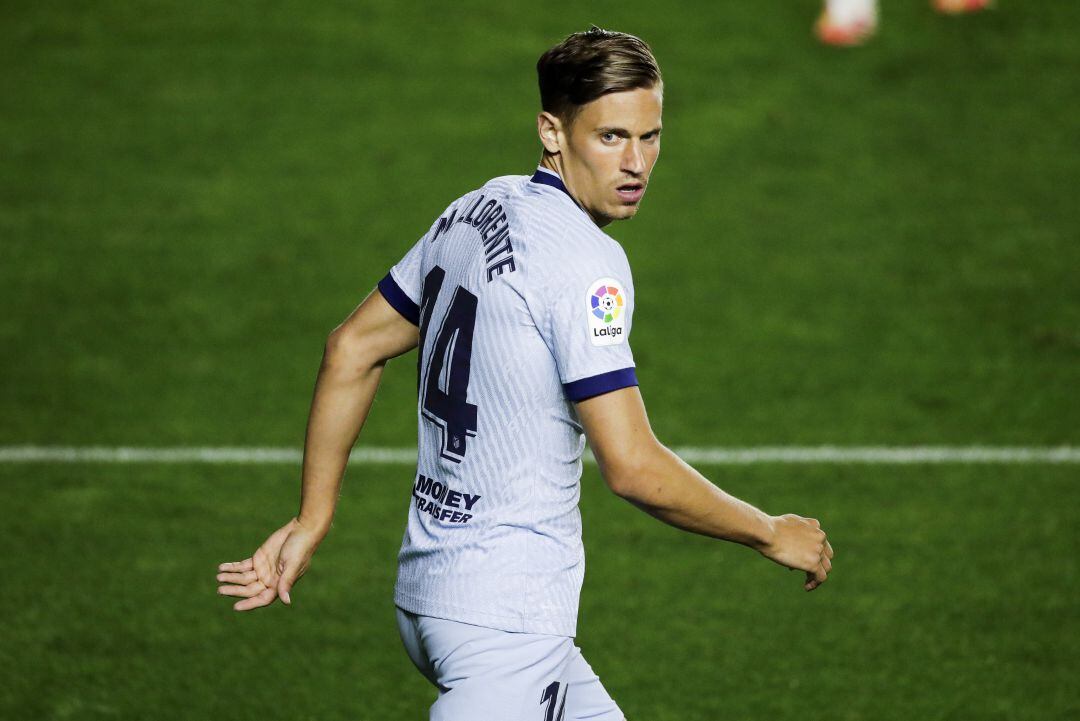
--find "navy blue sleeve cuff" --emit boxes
[378,272,420,326]
[563,367,639,402]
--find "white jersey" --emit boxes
[379,167,636,637]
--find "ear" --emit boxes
[537,111,563,155]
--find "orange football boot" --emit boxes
[933,0,993,14]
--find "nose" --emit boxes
[621,139,646,177]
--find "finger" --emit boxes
[821,555,832,573]
[277,561,305,606]
[806,566,828,591]
[218,559,254,573]
[217,581,267,598]
[824,540,834,559]
[814,562,828,584]
[278,583,294,605]
[804,563,827,590]
[234,585,277,612]
[216,571,257,585]
[807,518,820,529]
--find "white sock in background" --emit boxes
[825,0,879,25]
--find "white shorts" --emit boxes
[396,607,625,721]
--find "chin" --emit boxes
[592,203,640,227]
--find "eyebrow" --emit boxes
[596,126,663,138]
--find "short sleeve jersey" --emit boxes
[379,167,637,637]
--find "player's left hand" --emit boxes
[759,514,835,592]
[216,517,323,610]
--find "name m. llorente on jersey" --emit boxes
[378,166,637,637]
[428,189,518,282]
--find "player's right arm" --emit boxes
[216,288,419,610]
[577,386,834,591]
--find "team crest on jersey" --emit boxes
[586,277,627,346]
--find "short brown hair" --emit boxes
[537,26,662,127]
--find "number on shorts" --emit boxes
[541,680,566,721]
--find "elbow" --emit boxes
[600,437,663,502]
[323,327,382,375]
[605,472,640,502]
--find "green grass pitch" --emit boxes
[1,1,1078,719]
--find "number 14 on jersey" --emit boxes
[418,266,479,463]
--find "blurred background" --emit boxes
[1,2,1077,719]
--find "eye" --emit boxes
[642,132,660,144]
[600,131,618,144]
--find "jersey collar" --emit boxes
[530,167,576,204]
[530,167,592,220]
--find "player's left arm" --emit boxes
[577,386,834,591]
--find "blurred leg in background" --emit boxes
[815,0,879,46]
[815,0,993,47]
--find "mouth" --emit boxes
[615,181,646,204]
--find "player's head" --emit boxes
[536,26,663,227]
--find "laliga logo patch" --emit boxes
[586,277,627,346]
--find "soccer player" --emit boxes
[816,0,992,47]
[217,27,834,720]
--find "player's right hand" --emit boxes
[759,514,834,592]
[216,517,324,610]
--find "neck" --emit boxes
[537,154,608,227]
[539,153,563,178]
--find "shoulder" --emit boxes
[528,220,632,297]
[421,174,527,243]
[507,185,632,282]
[519,226,633,325]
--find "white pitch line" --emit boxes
[0,445,1077,465]
[671,446,1080,464]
